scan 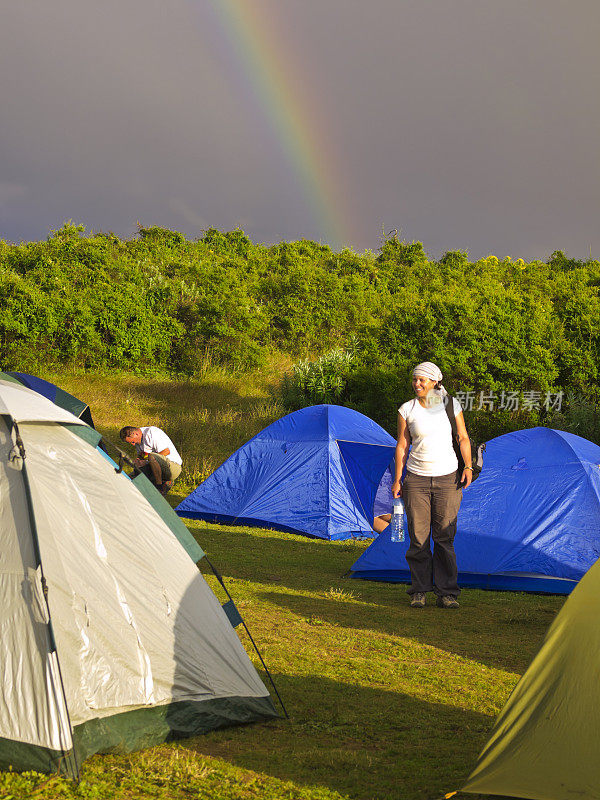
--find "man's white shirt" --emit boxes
[136,426,182,465]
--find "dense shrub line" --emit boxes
[2,221,600,441]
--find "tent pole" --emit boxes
[97,435,136,473]
[9,420,80,782]
[204,555,289,719]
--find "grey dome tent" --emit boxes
[0,379,277,777]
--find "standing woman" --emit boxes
[391,362,472,609]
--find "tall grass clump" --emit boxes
[281,349,355,407]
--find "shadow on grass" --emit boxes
[180,672,490,800]
[117,379,256,416]
[184,522,369,591]
[255,589,558,676]
[181,523,562,675]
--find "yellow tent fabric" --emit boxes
[463,555,600,800]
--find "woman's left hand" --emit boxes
[461,468,473,488]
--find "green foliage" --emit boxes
[281,349,355,407]
[1,221,600,443]
[137,224,186,247]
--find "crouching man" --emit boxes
[119,425,182,496]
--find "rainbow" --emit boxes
[191,0,355,248]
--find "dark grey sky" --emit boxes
[1,0,599,259]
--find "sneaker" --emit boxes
[436,595,459,609]
[158,480,173,496]
[410,592,426,608]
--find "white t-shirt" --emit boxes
[136,426,182,465]
[399,397,462,477]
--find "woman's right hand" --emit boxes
[391,479,402,499]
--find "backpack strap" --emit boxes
[444,394,457,432]
[444,396,465,472]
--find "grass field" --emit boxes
[0,368,566,800]
[54,361,289,487]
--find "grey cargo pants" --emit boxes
[402,470,462,597]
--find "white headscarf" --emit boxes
[412,361,443,383]
[412,361,447,407]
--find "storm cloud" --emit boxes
[1,0,598,259]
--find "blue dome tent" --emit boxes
[350,428,600,594]
[176,404,396,540]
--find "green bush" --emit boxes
[1,221,599,450]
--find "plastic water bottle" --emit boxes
[391,497,405,542]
